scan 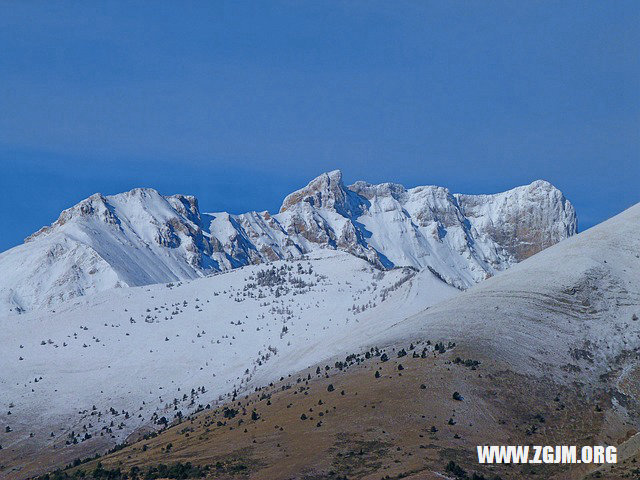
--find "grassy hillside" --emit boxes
[30,339,613,480]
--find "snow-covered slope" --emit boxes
[0,171,576,313]
[0,190,216,313]
[0,251,457,459]
[346,174,575,286]
[379,202,640,385]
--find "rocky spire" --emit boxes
[279,170,362,217]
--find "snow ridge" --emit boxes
[0,171,576,314]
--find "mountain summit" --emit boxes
[0,171,576,313]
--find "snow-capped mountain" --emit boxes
[0,170,576,314]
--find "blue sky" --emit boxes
[1,1,638,252]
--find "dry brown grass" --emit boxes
[9,339,621,480]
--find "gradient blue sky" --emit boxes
[1,1,638,252]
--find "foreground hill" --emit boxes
[380,201,640,385]
[0,252,458,478]
[0,171,576,313]
[36,341,609,480]
[20,203,637,480]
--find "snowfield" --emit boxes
[0,250,457,456]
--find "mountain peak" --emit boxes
[279,170,347,213]
[121,186,161,197]
[529,179,553,188]
[325,169,343,181]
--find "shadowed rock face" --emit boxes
[0,171,576,313]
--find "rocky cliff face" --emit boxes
[0,170,576,313]
[455,180,577,261]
